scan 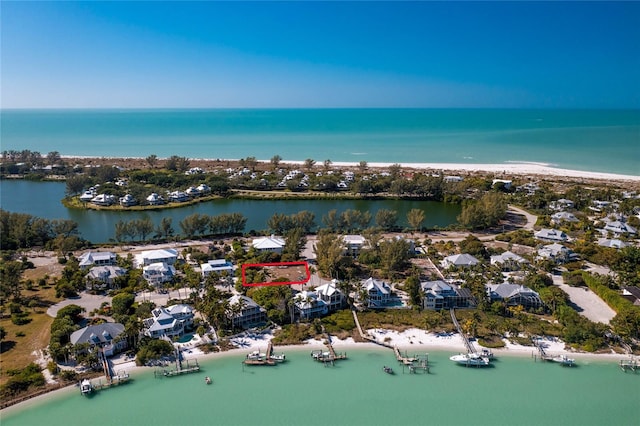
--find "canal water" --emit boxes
[0,180,461,243]
[1,348,637,426]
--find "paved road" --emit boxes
[551,274,616,324]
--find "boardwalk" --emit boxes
[450,309,477,354]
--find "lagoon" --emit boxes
[1,348,637,426]
[0,180,461,243]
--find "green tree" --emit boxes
[270,155,282,168]
[313,231,345,278]
[304,158,316,171]
[111,292,135,316]
[282,227,307,262]
[406,208,425,232]
[146,154,158,168]
[375,209,398,231]
[378,238,411,279]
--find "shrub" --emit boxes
[11,313,32,325]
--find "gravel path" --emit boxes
[551,274,616,324]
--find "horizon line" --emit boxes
[2,106,639,111]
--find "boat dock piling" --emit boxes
[82,370,131,394]
[619,357,638,372]
[403,354,430,374]
[311,327,347,366]
[155,358,201,377]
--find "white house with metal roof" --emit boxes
[252,235,286,253]
[490,251,529,271]
[315,279,345,311]
[227,295,267,329]
[358,277,392,308]
[534,228,569,242]
[85,265,127,290]
[441,253,480,269]
[135,248,179,268]
[78,251,117,269]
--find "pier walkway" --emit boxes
[450,309,477,354]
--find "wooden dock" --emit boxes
[619,357,638,372]
[154,358,201,377]
[82,370,131,394]
[311,329,347,366]
[243,358,276,366]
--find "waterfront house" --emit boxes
[135,248,179,267]
[227,295,267,329]
[536,243,578,264]
[197,183,211,194]
[78,251,117,269]
[421,280,474,310]
[85,265,127,291]
[343,235,366,257]
[201,259,235,278]
[119,194,137,207]
[79,190,95,202]
[168,190,190,203]
[143,307,189,339]
[90,193,116,206]
[252,235,286,254]
[146,192,165,205]
[490,251,529,271]
[486,283,543,310]
[315,279,345,311]
[143,262,177,286]
[293,291,329,320]
[185,186,201,197]
[534,228,569,242]
[70,323,127,357]
[441,253,480,269]
[165,304,195,329]
[359,277,392,308]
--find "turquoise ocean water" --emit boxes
[2,348,638,426]
[2,109,639,175]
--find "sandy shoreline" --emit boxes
[3,328,631,415]
[61,155,640,182]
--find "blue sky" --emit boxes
[2,1,639,108]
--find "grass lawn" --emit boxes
[0,286,60,386]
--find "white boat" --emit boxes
[80,379,93,395]
[269,353,286,362]
[480,348,495,359]
[205,376,212,385]
[450,352,491,367]
[551,355,575,366]
[246,351,266,361]
[311,350,331,360]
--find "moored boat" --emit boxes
[383,365,394,374]
[205,376,212,384]
[449,352,491,367]
[80,379,93,395]
[551,355,575,366]
[246,351,266,361]
[270,353,286,362]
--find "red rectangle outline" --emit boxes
[241,261,311,287]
